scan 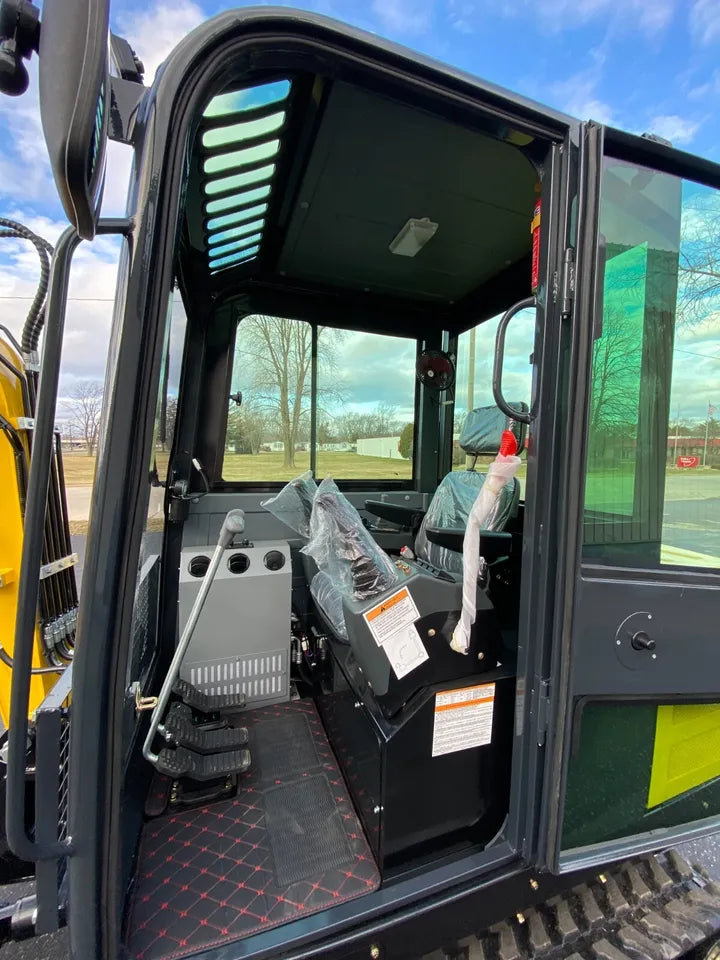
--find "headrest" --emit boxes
[459,403,528,456]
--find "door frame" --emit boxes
[537,123,720,873]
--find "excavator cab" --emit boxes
[3,3,720,959]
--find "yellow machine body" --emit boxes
[0,337,55,727]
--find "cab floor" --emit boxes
[126,700,380,960]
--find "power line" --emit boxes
[0,295,115,302]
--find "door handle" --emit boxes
[631,630,656,652]
[493,296,536,425]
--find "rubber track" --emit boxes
[427,852,720,960]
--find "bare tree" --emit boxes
[64,381,103,456]
[234,317,341,467]
[589,306,643,437]
[677,191,720,327]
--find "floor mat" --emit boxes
[127,701,380,960]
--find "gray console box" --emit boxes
[178,541,291,706]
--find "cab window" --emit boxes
[222,315,416,482]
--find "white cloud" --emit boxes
[690,0,720,45]
[548,68,614,124]
[646,114,701,145]
[370,0,435,34]
[0,0,206,391]
[505,0,673,35]
[116,0,205,84]
[0,211,122,390]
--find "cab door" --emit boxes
[539,124,720,872]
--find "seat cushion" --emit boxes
[415,471,518,573]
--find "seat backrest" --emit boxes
[414,471,519,572]
[459,402,528,458]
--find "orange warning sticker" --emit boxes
[364,587,419,645]
[432,683,495,757]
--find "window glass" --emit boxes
[222,318,416,482]
[454,309,534,488]
[223,315,313,481]
[583,158,720,569]
[315,329,415,480]
[154,288,187,487]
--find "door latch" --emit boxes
[131,682,158,713]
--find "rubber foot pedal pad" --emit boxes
[164,709,248,754]
[172,677,246,713]
[155,746,252,781]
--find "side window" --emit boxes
[222,316,416,482]
[454,310,534,484]
[583,158,720,569]
[124,286,186,762]
[153,288,187,487]
[315,328,415,480]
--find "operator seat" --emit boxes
[366,404,527,575]
[415,404,526,573]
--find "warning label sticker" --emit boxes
[364,587,420,646]
[364,587,428,680]
[432,683,495,757]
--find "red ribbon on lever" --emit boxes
[499,429,517,457]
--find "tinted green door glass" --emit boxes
[583,158,720,570]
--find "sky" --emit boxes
[0,0,719,423]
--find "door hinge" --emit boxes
[561,247,575,317]
[535,678,551,747]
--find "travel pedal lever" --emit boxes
[155,746,251,781]
[163,703,248,754]
[172,678,246,714]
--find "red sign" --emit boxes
[677,456,699,468]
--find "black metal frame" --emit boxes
[7,218,132,868]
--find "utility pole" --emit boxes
[466,326,476,414]
[703,402,716,467]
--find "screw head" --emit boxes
[370,946,381,960]
[529,878,539,891]
[428,628,436,637]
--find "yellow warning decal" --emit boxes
[647,703,720,809]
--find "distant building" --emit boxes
[356,436,403,459]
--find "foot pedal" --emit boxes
[164,704,248,754]
[155,746,252,781]
[172,678,246,714]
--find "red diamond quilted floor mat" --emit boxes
[126,700,380,960]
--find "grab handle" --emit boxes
[493,296,536,425]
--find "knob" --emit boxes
[631,630,656,652]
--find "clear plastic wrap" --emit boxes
[451,453,521,653]
[309,570,348,640]
[302,477,399,601]
[261,470,317,538]
[415,471,518,573]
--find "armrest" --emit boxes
[364,499,426,530]
[424,526,512,563]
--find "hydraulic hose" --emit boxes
[0,218,54,354]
